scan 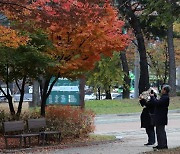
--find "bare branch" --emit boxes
[0,1,32,11]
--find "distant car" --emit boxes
[13,93,32,101]
[111,93,120,99]
[0,96,7,101]
[0,88,12,102]
[84,93,96,100]
[130,92,134,99]
[113,94,122,100]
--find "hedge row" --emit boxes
[0,105,95,139]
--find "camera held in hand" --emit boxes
[150,90,154,94]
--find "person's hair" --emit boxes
[162,85,171,94]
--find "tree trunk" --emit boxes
[117,0,150,94]
[16,76,26,117]
[98,87,101,100]
[7,94,15,116]
[163,45,169,85]
[167,24,176,96]
[32,80,40,107]
[39,76,58,117]
[120,51,130,98]
[79,77,85,109]
[105,86,111,99]
[40,78,50,117]
[131,19,150,94]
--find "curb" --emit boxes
[95,109,180,117]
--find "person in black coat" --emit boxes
[139,91,156,146]
[150,85,170,150]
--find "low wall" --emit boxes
[0,101,29,113]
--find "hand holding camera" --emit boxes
[149,90,154,96]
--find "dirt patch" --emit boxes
[0,102,29,113]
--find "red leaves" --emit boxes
[46,105,95,138]
[0,0,130,77]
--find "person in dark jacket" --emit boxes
[139,91,156,146]
[150,85,170,150]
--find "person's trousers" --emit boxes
[156,125,167,148]
[145,126,155,144]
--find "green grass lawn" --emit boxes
[85,96,180,115]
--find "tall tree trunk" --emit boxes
[120,51,130,98]
[163,45,169,85]
[0,87,15,116]
[117,0,150,94]
[32,80,40,107]
[79,77,85,109]
[167,24,176,96]
[7,94,15,116]
[39,76,58,116]
[16,76,26,117]
[40,78,51,117]
[130,18,150,94]
[4,64,15,116]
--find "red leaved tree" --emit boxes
[1,0,129,116]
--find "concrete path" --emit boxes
[26,110,180,154]
[93,110,180,154]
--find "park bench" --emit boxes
[3,120,40,149]
[27,118,61,145]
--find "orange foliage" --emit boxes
[46,105,95,138]
[0,25,28,48]
[1,0,129,76]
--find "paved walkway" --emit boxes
[93,110,180,154]
[15,110,180,154]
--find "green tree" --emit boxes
[146,40,169,91]
[87,52,124,99]
[139,0,180,96]
[0,30,53,117]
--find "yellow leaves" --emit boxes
[0,25,29,48]
[174,38,180,65]
[173,22,180,33]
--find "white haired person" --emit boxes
[150,85,171,150]
[139,89,157,146]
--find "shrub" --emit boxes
[0,109,41,134]
[0,106,95,140]
[0,110,7,133]
[45,105,95,139]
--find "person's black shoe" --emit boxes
[144,143,155,146]
[153,145,168,150]
[157,146,168,150]
[153,146,158,149]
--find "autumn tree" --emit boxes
[1,0,129,116]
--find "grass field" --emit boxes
[85,96,180,115]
